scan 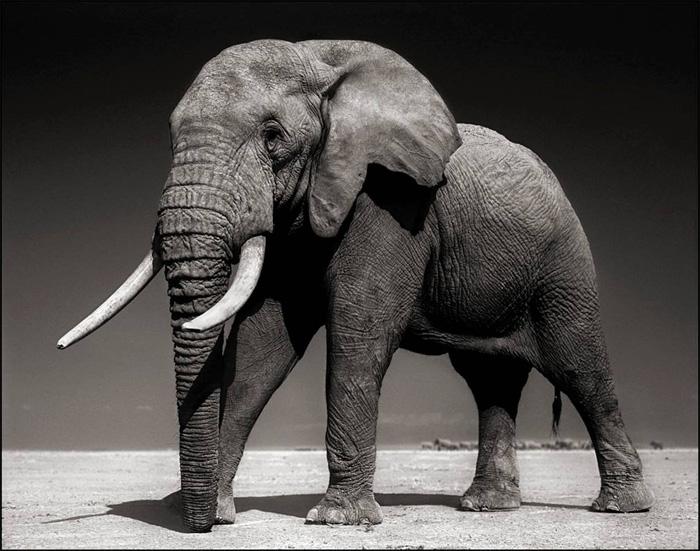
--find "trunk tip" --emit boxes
[56,337,69,350]
[186,521,214,533]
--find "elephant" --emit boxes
[57,39,654,532]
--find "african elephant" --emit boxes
[58,39,653,532]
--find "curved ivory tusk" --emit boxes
[57,249,163,350]
[181,235,266,332]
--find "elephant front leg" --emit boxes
[306,272,420,526]
[304,324,392,525]
[304,192,429,525]
[216,296,321,524]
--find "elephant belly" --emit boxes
[402,306,538,363]
[408,265,535,346]
[403,253,542,362]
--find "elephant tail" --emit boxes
[551,388,562,438]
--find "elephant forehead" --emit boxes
[173,44,313,128]
[179,77,272,120]
[203,40,309,94]
[174,84,311,134]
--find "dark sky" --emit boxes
[2,2,697,449]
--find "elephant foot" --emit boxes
[591,478,654,513]
[216,493,236,524]
[161,490,237,525]
[305,490,383,525]
[459,480,521,511]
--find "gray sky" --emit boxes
[2,3,697,449]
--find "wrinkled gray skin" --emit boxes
[155,39,653,532]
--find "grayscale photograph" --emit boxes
[2,2,697,549]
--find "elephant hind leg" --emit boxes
[531,276,654,512]
[450,350,531,511]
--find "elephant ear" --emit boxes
[299,40,462,238]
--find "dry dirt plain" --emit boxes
[2,449,697,549]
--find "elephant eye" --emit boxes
[263,126,284,153]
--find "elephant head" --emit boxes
[57,40,460,531]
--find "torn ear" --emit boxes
[304,41,461,238]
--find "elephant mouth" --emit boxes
[180,234,265,331]
[56,233,266,349]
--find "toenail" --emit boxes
[326,509,345,524]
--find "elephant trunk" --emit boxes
[172,323,223,532]
[158,172,239,531]
[157,150,269,530]
[160,220,231,532]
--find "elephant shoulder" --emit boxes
[456,123,511,147]
[447,123,560,194]
[450,124,537,167]
[447,124,514,175]
[443,123,568,236]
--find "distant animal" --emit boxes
[435,438,460,451]
[58,39,653,532]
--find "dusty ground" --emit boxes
[2,449,697,549]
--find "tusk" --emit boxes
[181,235,265,332]
[57,248,163,350]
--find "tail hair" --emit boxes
[551,387,562,438]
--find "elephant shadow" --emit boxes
[42,491,458,532]
[43,491,589,532]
